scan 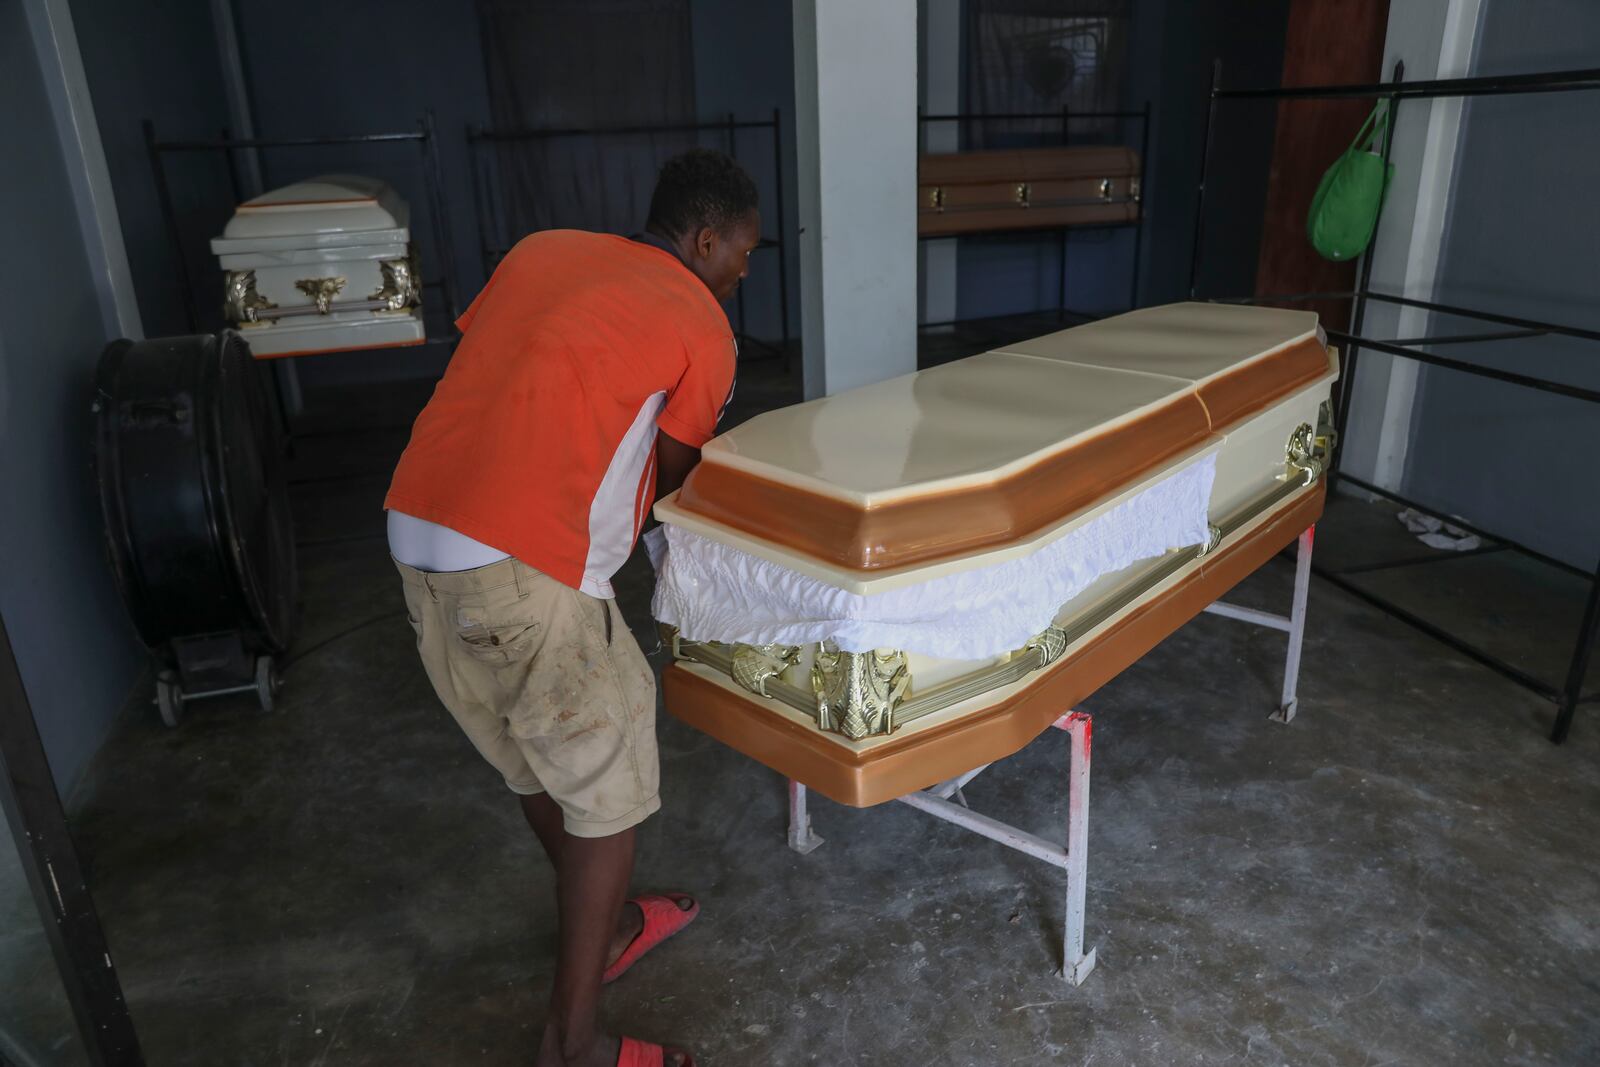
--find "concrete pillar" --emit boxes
[1341,0,1483,492]
[211,0,265,198]
[793,0,918,398]
[920,0,960,329]
[23,0,142,340]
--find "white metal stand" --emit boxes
[1204,525,1315,723]
[785,524,1316,985]
[786,777,824,854]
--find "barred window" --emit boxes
[965,1,1130,147]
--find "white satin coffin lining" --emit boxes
[650,453,1217,661]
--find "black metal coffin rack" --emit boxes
[143,114,464,340]
[1189,60,1600,744]
[915,104,1151,330]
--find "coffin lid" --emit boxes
[210,174,410,254]
[662,303,1331,577]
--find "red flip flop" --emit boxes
[603,892,700,985]
[616,1036,695,1067]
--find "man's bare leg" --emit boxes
[517,789,574,864]
[532,828,690,1067]
[521,794,694,1065]
[535,827,629,1066]
[521,794,644,953]
[520,793,646,965]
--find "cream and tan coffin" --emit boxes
[656,303,1338,808]
[209,175,425,357]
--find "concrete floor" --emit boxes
[7,331,1600,1065]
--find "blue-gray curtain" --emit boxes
[476,0,696,258]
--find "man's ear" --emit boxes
[695,225,716,259]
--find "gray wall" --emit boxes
[1,3,144,788]
[1400,0,1600,567]
[70,0,236,341]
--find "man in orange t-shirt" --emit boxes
[386,149,758,1067]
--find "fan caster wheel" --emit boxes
[156,675,185,728]
[254,656,281,713]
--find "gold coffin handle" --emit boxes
[369,254,421,312]
[294,276,347,315]
[223,269,275,325]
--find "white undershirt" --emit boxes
[386,509,511,573]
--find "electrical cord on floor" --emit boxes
[294,531,389,548]
[288,470,391,487]
[281,609,409,670]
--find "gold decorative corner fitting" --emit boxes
[224,269,275,325]
[1026,626,1069,668]
[811,644,910,741]
[927,186,945,212]
[1015,182,1031,208]
[1313,400,1338,459]
[370,252,420,312]
[731,643,800,698]
[295,276,347,314]
[1285,422,1324,487]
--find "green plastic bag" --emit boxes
[1307,101,1395,261]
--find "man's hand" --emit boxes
[654,431,701,507]
[643,432,699,570]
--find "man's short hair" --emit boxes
[646,149,759,239]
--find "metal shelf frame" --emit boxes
[143,114,464,337]
[0,615,144,1064]
[1189,61,1600,743]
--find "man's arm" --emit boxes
[655,431,701,506]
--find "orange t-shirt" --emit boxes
[384,230,735,596]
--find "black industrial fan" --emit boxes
[93,332,297,726]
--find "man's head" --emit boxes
[646,149,761,303]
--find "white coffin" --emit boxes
[210,175,425,357]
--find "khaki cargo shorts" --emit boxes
[396,556,660,837]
